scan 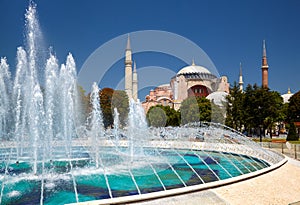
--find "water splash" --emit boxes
[127,99,148,162]
[86,82,104,167]
[9,2,80,173]
[113,107,120,148]
[58,54,79,156]
[0,58,11,140]
[44,53,59,160]
[13,47,27,158]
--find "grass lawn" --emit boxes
[251,138,300,144]
[251,138,286,143]
[287,140,300,144]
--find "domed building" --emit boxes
[142,60,229,111]
[142,84,173,112]
[281,88,294,104]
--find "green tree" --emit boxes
[225,82,245,131]
[146,105,180,127]
[287,90,300,139]
[243,84,258,133]
[163,105,180,126]
[211,102,225,124]
[99,88,129,128]
[262,90,283,138]
[287,121,298,141]
[281,103,289,121]
[225,83,284,139]
[180,97,211,125]
[77,85,90,124]
[242,84,283,141]
[111,90,129,127]
[147,106,167,127]
[99,88,114,128]
[287,90,300,122]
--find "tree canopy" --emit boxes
[180,97,212,125]
[286,90,300,140]
[98,88,129,128]
[146,105,180,127]
[287,90,300,123]
[225,83,284,139]
[225,82,245,131]
[286,121,298,141]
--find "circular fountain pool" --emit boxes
[0,147,271,204]
[0,122,286,205]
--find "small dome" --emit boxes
[281,93,293,103]
[157,83,170,88]
[177,65,211,75]
[281,89,294,103]
[206,91,228,107]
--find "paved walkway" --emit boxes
[132,158,300,205]
[214,158,300,205]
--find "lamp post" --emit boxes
[258,106,263,143]
[259,125,263,143]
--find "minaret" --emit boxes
[239,62,244,92]
[132,61,138,101]
[125,34,133,99]
[261,40,269,88]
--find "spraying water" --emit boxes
[13,47,28,158]
[127,99,148,162]
[113,107,120,148]
[44,53,59,160]
[87,82,105,168]
[0,58,11,140]
[4,2,81,173]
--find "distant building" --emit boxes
[123,37,272,113]
[124,35,138,101]
[261,40,269,88]
[142,60,229,112]
[239,62,244,92]
[281,88,294,104]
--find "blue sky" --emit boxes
[0,0,299,98]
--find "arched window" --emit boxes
[188,85,209,97]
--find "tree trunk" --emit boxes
[259,127,262,142]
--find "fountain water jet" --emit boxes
[0,58,11,141]
[113,107,120,149]
[44,53,59,161]
[87,82,104,168]
[127,99,148,162]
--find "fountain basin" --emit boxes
[0,138,286,205]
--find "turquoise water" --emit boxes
[0,147,269,204]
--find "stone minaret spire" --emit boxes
[239,62,244,92]
[262,40,269,88]
[125,34,133,99]
[132,61,138,101]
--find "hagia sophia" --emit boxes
[123,36,294,112]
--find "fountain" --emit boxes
[0,2,286,205]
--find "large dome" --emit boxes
[177,64,211,75]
